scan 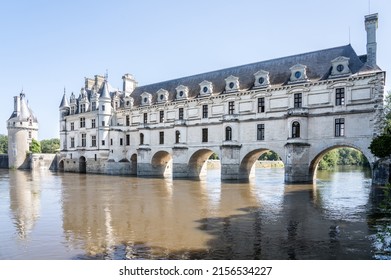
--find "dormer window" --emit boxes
[289,64,308,83]
[225,75,239,92]
[156,89,169,103]
[124,97,134,108]
[330,56,351,77]
[141,92,152,106]
[199,80,213,96]
[175,85,189,100]
[254,70,270,87]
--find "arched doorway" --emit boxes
[130,153,137,176]
[151,151,172,178]
[79,156,86,173]
[58,160,65,172]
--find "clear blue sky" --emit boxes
[0,0,390,139]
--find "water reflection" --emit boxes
[1,166,389,259]
[9,170,41,240]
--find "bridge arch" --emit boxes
[188,148,220,179]
[151,150,172,178]
[239,148,284,181]
[309,144,373,181]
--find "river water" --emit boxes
[0,166,390,260]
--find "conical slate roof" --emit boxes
[8,92,38,122]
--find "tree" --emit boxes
[259,150,280,161]
[29,139,41,153]
[40,138,60,153]
[0,134,7,154]
[368,90,391,158]
[318,149,339,170]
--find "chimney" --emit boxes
[14,96,21,115]
[365,13,378,67]
[122,74,137,96]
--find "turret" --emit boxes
[7,91,39,169]
[98,79,112,150]
[59,90,70,151]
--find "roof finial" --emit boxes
[64,86,66,95]
[105,69,109,81]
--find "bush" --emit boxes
[369,134,391,158]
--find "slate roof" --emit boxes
[9,93,38,122]
[129,44,371,106]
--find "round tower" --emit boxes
[7,91,39,169]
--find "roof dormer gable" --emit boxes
[225,75,240,92]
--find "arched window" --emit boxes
[175,130,180,144]
[292,121,300,138]
[225,126,232,141]
[140,133,144,145]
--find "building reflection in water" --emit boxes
[9,170,41,240]
[57,166,376,259]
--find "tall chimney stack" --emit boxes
[365,13,378,67]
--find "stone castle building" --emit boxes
[7,91,39,169]
[59,13,386,183]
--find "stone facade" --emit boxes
[59,14,386,183]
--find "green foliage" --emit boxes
[318,148,369,170]
[259,150,280,161]
[0,134,8,154]
[29,139,42,153]
[318,150,339,170]
[369,134,391,158]
[208,153,219,160]
[40,138,60,153]
[384,91,391,135]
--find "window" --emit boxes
[110,139,113,145]
[91,119,96,128]
[102,121,105,126]
[292,121,300,138]
[70,137,75,148]
[335,118,345,137]
[94,154,97,161]
[126,115,130,126]
[80,104,86,113]
[80,117,85,128]
[159,131,164,144]
[143,113,148,123]
[159,110,164,123]
[179,108,184,120]
[29,118,32,126]
[91,101,96,111]
[202,128,208,143]
[91,135,96,147]
[102,140,105,146]
[225,126,232,141]
[120,138,123,146]
[294,93,302,108]
[70,107,75,115]
[175,130,180,144]
[70,122,74,131]
[126,134,130,146]
[258,97,265,113]
[202,105,208,118]
[140,133,144,145]
[257,124,265,140]
[102,105,105,111]
[228,101,235,115]
[81,134,86,147]
[336,88,345,106]
[28,131,32,139]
